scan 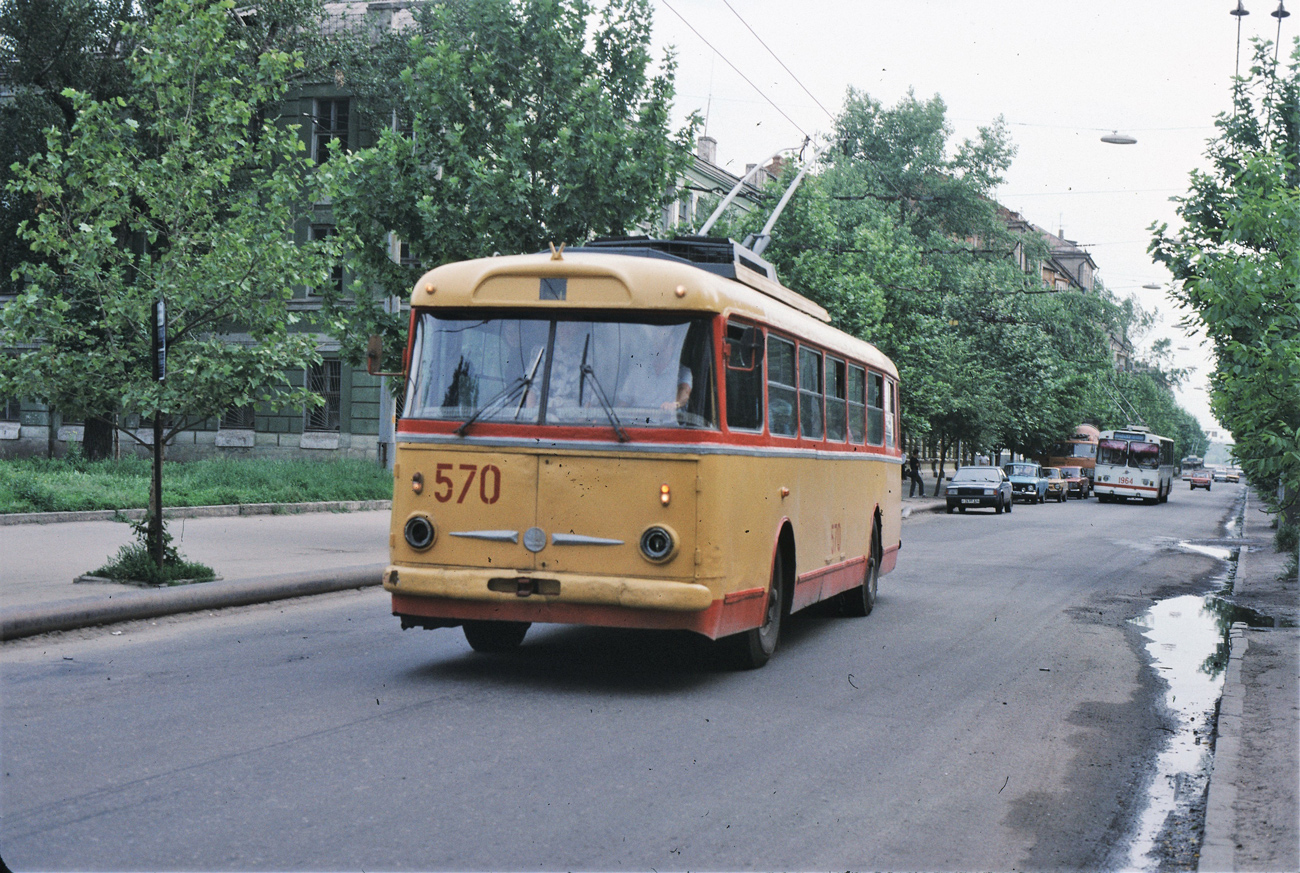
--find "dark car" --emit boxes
[945,466,1013,515]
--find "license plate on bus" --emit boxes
[961,498,979,504]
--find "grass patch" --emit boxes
[0,456,393,514]
[92,519,217,586]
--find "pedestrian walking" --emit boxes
[907,453,925,497]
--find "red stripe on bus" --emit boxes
[395,418,903,457]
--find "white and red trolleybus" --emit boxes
[379,237,903,668]
[1094,427,1176,504]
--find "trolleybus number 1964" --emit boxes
[1118,476,1133,486]
[431,463,502,505]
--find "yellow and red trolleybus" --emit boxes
[381,237,902,667]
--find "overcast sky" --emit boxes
[649,0,1295,437]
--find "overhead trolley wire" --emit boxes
[657,0,811,140]
[719,0,837,123]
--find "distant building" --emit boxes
[659,136,774,234]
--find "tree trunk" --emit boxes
[149,414,165,570]
[933,438,949,497]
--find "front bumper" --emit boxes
[946,495,1002,509]
[384,565,713,612]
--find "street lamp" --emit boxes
[1101,131,1137,144]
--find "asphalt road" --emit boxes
[0,485,1243,870]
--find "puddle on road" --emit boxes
[1122,512,1287,870]
[1124,583,1229,870]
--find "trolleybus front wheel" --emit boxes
[463,620,530,653]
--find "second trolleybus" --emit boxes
[1094,426,1176,504]
[377,237,903,668]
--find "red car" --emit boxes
[1059,466,1091,499]
[1189,470,1213,490]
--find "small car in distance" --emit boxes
[1189,470,1213,490]
[945,466,1013,514]
[1042,467,1068,502]
[1223,467,1241,483]
[1060,466,1091,499]
[1003,461,1048,504]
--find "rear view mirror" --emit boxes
[725,324,763,372]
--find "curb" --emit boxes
[0,563,387,641]
[1199,622,1249,873]
[0,500,392,526]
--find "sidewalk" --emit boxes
[901,470,949,517]
[0,504,391,640]
[1199,490,1299,873]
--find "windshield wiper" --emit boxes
[578,335,629,442]
[455,347,545,437]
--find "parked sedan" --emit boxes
[945,466,1013,514]
[1003,461,1049,504]
[1042,467,1068,502]
[1060,466,1091,499]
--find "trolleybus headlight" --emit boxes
[639,525,676,563]
[404,515,436,550]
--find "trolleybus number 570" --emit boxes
[432,463,502,504]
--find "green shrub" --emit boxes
[92,519,216,586]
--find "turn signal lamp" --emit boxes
[412,471,424,494]
[660,483,671,506]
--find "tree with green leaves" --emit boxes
[1,0,336,567]
[318,0,698,369]
[1151,38,1300,534]
[731,89,1204,483]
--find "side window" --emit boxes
[825,356,846,442]
[847,364,866,444]
[767,335,797,437]
[867,372,884,446]
[799,346,823,440]
[725,320,764,431]
[885,377,896,449]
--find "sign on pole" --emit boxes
[152,298,166,382]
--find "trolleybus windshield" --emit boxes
[404,311,716,431]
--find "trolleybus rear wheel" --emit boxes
[842,521,880,617]
[463,620,530,653]
[724,547,786,669]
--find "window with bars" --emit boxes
[312,98,350,163]
[306,360,342,431]
[220,405,256,430]
[1,398,19,421]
